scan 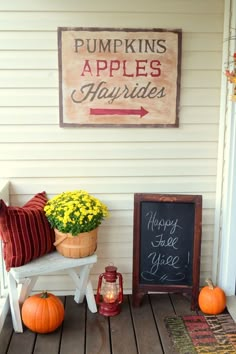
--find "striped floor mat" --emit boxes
[165,312,236,353]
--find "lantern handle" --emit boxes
[95,272,105,305]
[117,273,123,304]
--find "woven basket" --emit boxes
[53,228,98,258]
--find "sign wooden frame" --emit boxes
[58,27,182,127]
[132,193,202,310]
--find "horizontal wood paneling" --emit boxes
[0,142,218,159]
[0,160,217,177]
[0,0,224,14]
[0,0,224,292]
[0,13,223,32]
[182,71,221,88]
[0,125,219,142]
[8,176,217,195]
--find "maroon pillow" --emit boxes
[0,192,55,271]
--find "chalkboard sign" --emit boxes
[132,193,202,310]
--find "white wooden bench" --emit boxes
[8,251,97,332]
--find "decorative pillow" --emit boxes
[0,192,55,271]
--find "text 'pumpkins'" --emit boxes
[198,279,226,315]
[22,291,65,333]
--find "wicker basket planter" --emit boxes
[53,228,98,258]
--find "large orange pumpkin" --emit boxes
[198,279,226,315]
[22,291,65,333]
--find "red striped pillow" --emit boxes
[0,192,55,271]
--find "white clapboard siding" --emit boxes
[7,176,217,194]
[0,12,223,32]
[0,106,220,125]
[0,0,224,292]
[0,160,217,177]
[0,142,218,159]
[0,0,224,13]
[0,125,219,142]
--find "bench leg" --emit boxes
[7,272,23,333]
[67,265,97,313]
[19,276,38,305]
[86,280,97,313]
[67,266,87,303]
[8,273,38,333]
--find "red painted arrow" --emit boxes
[90,106,148,118]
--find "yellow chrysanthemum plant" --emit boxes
[44,190,109,236]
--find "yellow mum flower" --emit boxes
[44,190,109,236]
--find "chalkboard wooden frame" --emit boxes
[132,193,202,310]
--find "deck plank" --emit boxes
[0,313,13,354]
[7,329,36,354]
[131,294,163,354]
[110,296,137,354]
[170,293,196,315]
[86,310,110,354]
[33,296,65,354]
[150,293,177,354]
[33,329,62,354]
[60,296,86,354]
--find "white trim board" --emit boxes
[227,296,236,322]
[0,296,9,333]
[215,0,236,295]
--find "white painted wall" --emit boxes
[0,0,224,292]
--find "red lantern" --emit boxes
[96,265,123,316]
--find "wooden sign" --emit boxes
[58,27,182,127]
[132,193,202,310]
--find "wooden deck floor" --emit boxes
[0,293,198,354]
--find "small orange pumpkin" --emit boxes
[198,279,226,315]
[22,291,65,333]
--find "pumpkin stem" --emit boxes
[206,278,215,290]
[41,291,49,298]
